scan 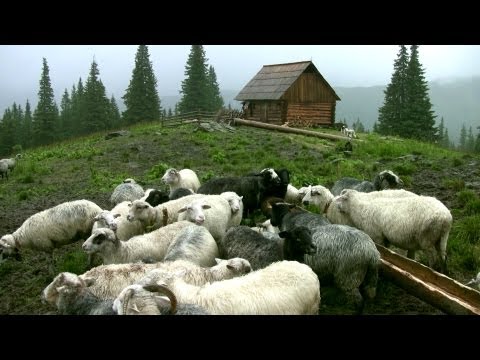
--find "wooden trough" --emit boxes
[234,117,480,314]
[377,244,480,315]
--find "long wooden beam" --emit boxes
[233,118,360,142]
[377,244,480,315]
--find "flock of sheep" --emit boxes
[0,163,464,315]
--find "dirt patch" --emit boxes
[1,127,479,315]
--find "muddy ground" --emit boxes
[0,126,479,315]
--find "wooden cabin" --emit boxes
[235,61,340,127]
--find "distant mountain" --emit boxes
[334,77,480,144]
[2,79,478,144]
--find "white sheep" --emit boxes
[110,178,145,206]
[333,189,452,272]
[0,199,103,262]
[283,184,311,204]
[465,272,480,291]
[114,260,320,315]
[127,194,206,231]
[1,153,22,173]
[77,257,252,300]
[92,201,145,241]
[82,220,196,265]
[162,168,201,195]
[177,192,243,242]
[0,160,8,180]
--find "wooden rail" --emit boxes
[377,244,480,315]
[233,118,360,142]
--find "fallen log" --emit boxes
[377,244,480,315]
[233,118,361,142]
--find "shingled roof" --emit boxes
[235,60,340,101]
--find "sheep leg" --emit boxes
[406,249,415,260]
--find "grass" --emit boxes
[1,121,479,314]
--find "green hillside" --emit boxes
[1,120,479,314]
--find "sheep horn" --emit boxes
[143,284,177,315]
[123,288,135,315]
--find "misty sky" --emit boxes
[1,45,479,114]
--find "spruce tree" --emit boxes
[110,95,122,127]
[82,60,111,134]
[70,79,85,136]
[59,88,71,140]
[168,108,173,117]
[459,124,467,150]
[122,45,161,125]
[444,128,451,149]
[33,58,58,146]
[377,45,409,136]
[178,45,210,113]
[0,108,15,155]
[475,127,480,153]
[23,100,32,149]
[404,45,437,141]
[467,126,475,152]
[437,117,445,145]
[207,65,224,111]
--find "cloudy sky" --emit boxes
[1,45,479,113]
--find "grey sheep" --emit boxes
[220,225,316,270]
[110,178,145,206]
[42,272,116,315]
[270,202,381,314]
[331,170,404,196]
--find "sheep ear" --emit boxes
[83,277,95,287]
[178,205,188,213]
[215,258,222,264]
[239,196,243,200]
[226,264,234,270]
[113,213,121,219]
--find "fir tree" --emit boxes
[437,117,445,145]
[59,88,71,140]
[353,117,365,133]
[207,65,224,111]
[404,45,437,141]
[475,127,480,153]
[444,128,451,149]
[168,108,173,117]
[82,60,111,134]
[110,95,122,127]
[459,124,467,150]
[23,100,32,148]
[178,45,210,113]
[33,58,58,146]
[0,107,15,155]
[70,79,85,136]
[377,45,409,136]
[122,45,161,124]
[467,126,475,152]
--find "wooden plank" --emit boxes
[377,244,480,315]
[233,118,360,141]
